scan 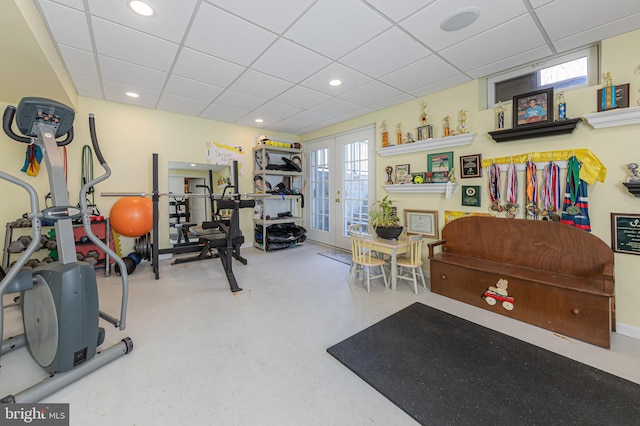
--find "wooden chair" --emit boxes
[396,234,426,294]
[349,234,388,293]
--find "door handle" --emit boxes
[335,198,341,202]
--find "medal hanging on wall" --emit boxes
[564,156,581,216]
[505,160,518,218]
[488,162,503,214]
[561,155,591,231]
[541,159,561,221]
[525,160,540,220]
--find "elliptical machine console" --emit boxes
[0,97,133,403]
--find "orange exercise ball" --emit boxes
[109,197,153,237]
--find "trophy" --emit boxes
[385,166,394,185]
[557,90,567,120]
[417,101,433,140]
[496,102,506,129]
[381,120,389,147]
[598,71,630,111]
[443,116,451,137]
[457,110,468,134]
[396,123,403,145]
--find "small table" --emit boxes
[368,236,409,290]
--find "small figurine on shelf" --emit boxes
[385,166,394,185]
[496,102,506,129]
[627,163,640,182]
[448,168,456,183]
[396,123,403,145]
[381,120,389,147]
[557,90,567,120]
[443,116,451,137]
[405,132,415,143]
[457,110,468,134]
[603,71,613,87]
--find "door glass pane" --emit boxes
[343,140,369,236]
[311,147,329,232]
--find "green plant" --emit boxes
[369,195,400,227]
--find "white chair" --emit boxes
[395,234,427,294]
[349,234,388,293]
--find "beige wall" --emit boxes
[300,29,640,333]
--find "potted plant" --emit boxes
[369,195,403,239]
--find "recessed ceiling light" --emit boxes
[329,79,342,87]
[126,92,139,98]
[440,8,480,32]
[255,118,264,123]
[129,1,155,17]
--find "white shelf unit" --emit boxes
[376,132,476,157]
[383,183,457,194]
[252,145,304,251]
[582,106,640,129]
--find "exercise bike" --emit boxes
[0,97,132,403]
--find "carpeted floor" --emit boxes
[327,302,640,425]
[317,250,351,265]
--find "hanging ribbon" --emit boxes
[488,163,503,213]
[541,159,561,221]
[21,144,43,177]
[505,160,518,218]
[561,156,591,231]
[525,160,539,220]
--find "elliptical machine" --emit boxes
[0,97,133,403]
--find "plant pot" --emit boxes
[374,225,403,240]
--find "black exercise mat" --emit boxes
[327,302,640,425]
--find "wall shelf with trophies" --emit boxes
[376,133,476,157]
[488,118,582,143]
[583,106,640,129]
[383,183,457,194]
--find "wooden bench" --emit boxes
[427,216,615,348]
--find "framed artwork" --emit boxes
[411,172,427,184]
[460,154,482,178]
[513,88,554,128]
[610,213,640,255]
[427,152,453,183]
[395,164,410,184]
[404,209,439,239]
[461,185,481,207]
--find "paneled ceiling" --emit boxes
[15,1,640,134]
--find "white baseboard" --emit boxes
[616,322,640,340]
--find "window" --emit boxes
[487,45,599,107]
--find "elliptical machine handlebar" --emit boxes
[2,102,74,146]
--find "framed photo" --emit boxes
[427,151,453,173]
[416,125,433,140]
[395,164,410,184]
[404,209,439,239]
[461,185,481,207]
[411,172,427,184]
[610,213,640,255]
[460,154,482,178]
[513,88,554,128]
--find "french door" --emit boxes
[304,126,375,250]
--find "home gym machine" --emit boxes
[0,97,132,403]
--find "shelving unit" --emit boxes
[383,183,458,194]
[376,133,476,157]
[582,105,640,129]
[487,118,581,143]
[252,145,304,251]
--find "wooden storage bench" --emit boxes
[428,216,615,348]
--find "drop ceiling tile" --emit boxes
[339,80,404,106]
[379,55,458,92]
[58,45,98,77]
[213,90,267,111]
[300,63,371,96]
[529,0,556,8]
[87,0,199,43]
[250,39,332,83]
[157,93,209,116]
[36,0,92,51]
[163,75,224,103]
[440,15,545,73]
[401,0,528,51]
[235,112,293,128]
[272,85,331,109]
[102,80,159,108]
[185,2,277,66]
[369,93,416,111]
[172,48,245,88]
[70,73,102,98]
[229,70,294,100]
[308,97,365,117]
[91,17,178,72]
[339,27,432,78]
[37,0,84,10]
[285,0,391,59]
[466,45,551,79]
[199,104,247,122]
[363,0,435,22]
[252,101,302,120]
[409,73,471,98]
[552,14,640,52]
[338,106,375,121]
[265,121,308,134]
[287,110,333,126]
[98,56,167,91]
[207,0,315,34]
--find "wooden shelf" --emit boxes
[583,106,640,129]
[384,183,456,194]
[488,118,581,143]
[376,133,476,157]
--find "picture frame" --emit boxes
[404,209,439,239]
[460,154,482,178]
[610,213,640,255]
[513,88,554,128]
[427,152,453,173]
[395,164,410,184]
[411,172,427,184]
[461,185,481,207]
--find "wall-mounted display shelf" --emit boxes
[623,182,640,197]
[488,118,581,143]
[583,106,640,129]
[376,133,476,157]
[384,183,457,194]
